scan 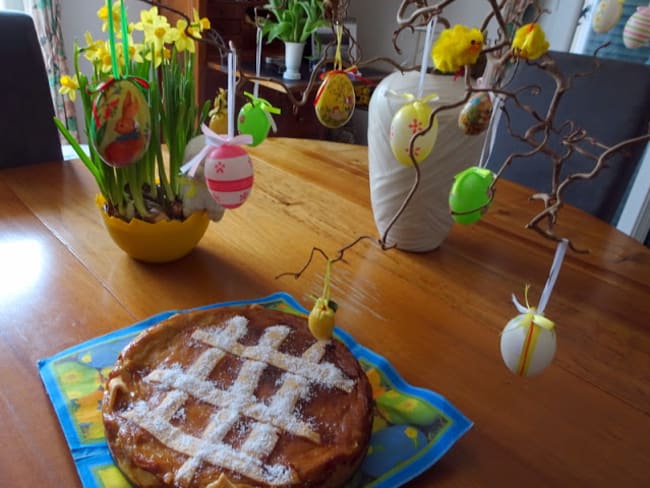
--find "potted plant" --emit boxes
[257,0,329,79]
[55,2,222,263]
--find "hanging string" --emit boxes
[254,26,263,99]
[106,0,120,79]
[227,46,236,139]
[512,239,568,319]
[334,22,344,71]
[417,15,438,100]
[478,95,502,168]
[105,0,130,79]
[537,239,568,315]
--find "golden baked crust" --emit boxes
[102,305,373,487]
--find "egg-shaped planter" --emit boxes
[96,195,210,263]
[368,71,488,251]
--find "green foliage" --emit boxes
[259,0,329,44]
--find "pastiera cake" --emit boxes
[102,305,373,488]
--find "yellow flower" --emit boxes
[174,19,195,53]
[82,32,103,63]
[138,8,173,52]
[188,9,210,38]
[97,2,122,34]
[59,74,79,101]
[133,5,159,31]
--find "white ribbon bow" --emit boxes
[180,124,253,177]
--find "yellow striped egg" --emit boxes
[500,314,556,377]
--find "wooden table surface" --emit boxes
[1,138,649,487]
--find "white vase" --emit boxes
[368,71,487,252]
[283,41,305,80]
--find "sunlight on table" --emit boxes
[0,239,44,299]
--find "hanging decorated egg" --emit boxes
[500,313,556,377]
[92,79,151,167]
[314,71,356,128]
[623,6,650,49]
[237,96,278,147]
[237,102,270,146]
[449,166,494,224]
[592,0,624,34]
[203,144,254,209]
[389,101,438,166]
[458,92,492,135]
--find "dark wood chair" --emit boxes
[0,10,63,168]
[486,51,650,225]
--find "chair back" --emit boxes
[486,51,650,224]
[0,10,63,168]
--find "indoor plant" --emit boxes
[56,2,219,262]
[257,0,329,79]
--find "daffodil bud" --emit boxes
[308,297,337,340]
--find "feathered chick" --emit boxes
[431,24,484,74]
[511,23,550,60]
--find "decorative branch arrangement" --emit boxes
[141,0,649,374]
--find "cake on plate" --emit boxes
[102,305,373,487]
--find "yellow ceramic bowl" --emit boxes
[96,195,210,263]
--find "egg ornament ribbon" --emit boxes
[90,0,151,168]
[500,239,568,377]
[181,50,254,209]
[237,92,281,146]
[181,125,253,209]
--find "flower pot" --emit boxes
[368,71,487,252]
[283,41,305,80]
[96,195,210,263]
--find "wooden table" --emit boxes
[1,138,649,487]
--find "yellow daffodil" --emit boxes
[173,19,195,53]
[59,74,79,101]
[82,32,103,64]
[187,9,210,38]
[97,2,122,34]
[139,10,173,52]
[133,6,159,31]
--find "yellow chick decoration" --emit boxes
[431,24,484,74]
[511,23,550,60]
[208,88,228,134]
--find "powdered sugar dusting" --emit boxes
[120,314,356,486]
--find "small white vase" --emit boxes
[368,71,488,252]
[283,41,305,80]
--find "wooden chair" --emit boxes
[485,51,650,225]
[0,10,62,168]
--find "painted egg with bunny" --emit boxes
[92,79,151,168]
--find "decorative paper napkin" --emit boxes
[38,292,472,488]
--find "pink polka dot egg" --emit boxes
[204,144,254,209]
